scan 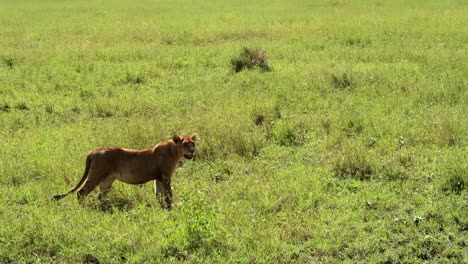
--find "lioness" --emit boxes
[53,135,196,209]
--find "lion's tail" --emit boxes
[53,155,91,201]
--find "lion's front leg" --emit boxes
[164,179,173,209]
[154,178,172,209]
[154,179,163,203]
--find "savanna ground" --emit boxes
[0,0,467,263]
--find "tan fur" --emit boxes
[53,135,196,209]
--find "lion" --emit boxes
[53,135,196,209]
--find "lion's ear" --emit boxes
[191,135,197,141]
[172,135,182,144]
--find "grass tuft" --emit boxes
[71,106,81,114]
[14,102,29,111]
[442,167,466,195]
[333,145,375,180]
[334,157,374,180]
[1,56,15,69]
[437,116,461,147]
[254,114,265,126]
[344,37,371,47]
[91,103,115,118]
[231,47,271,72]
[123,72,146,85]
[0,0,467,262]
[162,201,222,260]
[79,89,95,99]
[1,103,11,112]
[331,72,353,90]
[271,120,308,147]
[82,253,100,264]
[98,197,135,213]
[343,120,364,137]
[381,160,408,181]
[45,103,54,114]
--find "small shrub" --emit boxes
[231,47,271,72]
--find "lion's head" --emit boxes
[172,135,197,160]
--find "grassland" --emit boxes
[0,0,467,263]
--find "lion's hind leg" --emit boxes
[98,177,116,201]
[77,172,104,205]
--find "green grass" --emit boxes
[1,0,467,262]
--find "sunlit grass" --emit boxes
[0,0,467,262]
